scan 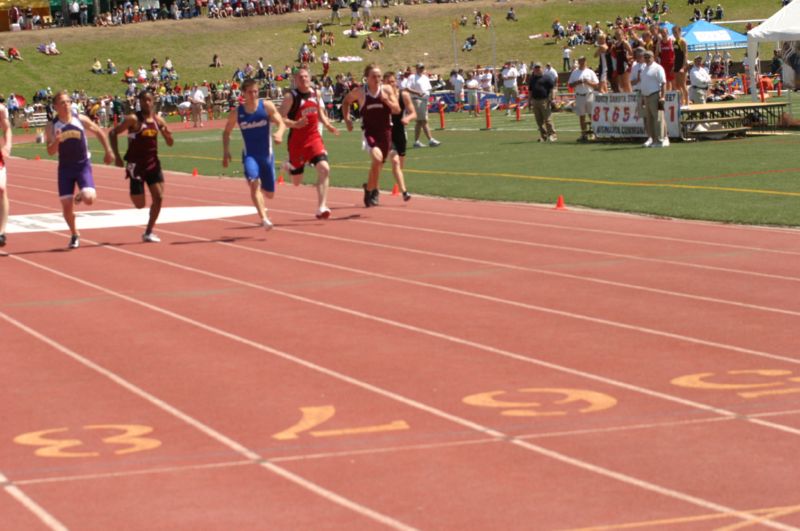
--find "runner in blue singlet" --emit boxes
[223,78,286,230]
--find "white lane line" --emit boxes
[14,460,254,486]
[0,471,69,531]
[5,257,793,530]
[157,222,800,368]
[0,311,417,531]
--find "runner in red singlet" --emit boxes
[278,66,339,219]
[342,63,401,207]
[659,26,676,90]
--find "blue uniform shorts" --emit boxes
[243,154,276,193]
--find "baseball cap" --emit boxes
[416,62,424,68]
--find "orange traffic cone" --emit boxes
[35,155,41,161]
[392,184,399,196]
[555,195,567,210]
[277,174,285,185]
[192,168,198,177]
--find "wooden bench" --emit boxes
[682,115,750,139]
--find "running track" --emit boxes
[2,156,800,530]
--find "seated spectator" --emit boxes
[459,14,467,26]
[0,47,11,62]
[107,59,118,75]
[363,35,383,51]
[92,57,103,74]
[45,41,60,55]
[347,25,358,38]
[123,66,135,82]
[462,34,477,52]
[506,7,517,22]
[309,33,318,48]
[137,65,148,82]
[210,54,222,68]
[9,47,24,61]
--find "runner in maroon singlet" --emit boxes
[342,63,400,207]
[0,102,12,247]
[110,91,174,242]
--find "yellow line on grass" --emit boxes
[332,164,800,198]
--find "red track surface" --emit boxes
[2,155,800,530]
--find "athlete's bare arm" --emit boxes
[0,105,11,159]
[381,84,401,115]
[45,122,61,156]
[264,100,287,145]
[222,108,239,168]
[109,114,137,167]
[341,86,362,132]
[156,115,174,147]
[278,92,308,129]
[315,89,340,136]
[400,91,416,126]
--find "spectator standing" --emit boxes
[637,50,668,147]
[407,63,440,148]
[562,45,572,71]
[79,0,89,25]
[567,56,599,141]
[501,61,519,115]
[528,63,557,142]
[672,25,689,105]
[70,0,80,26]
[362,0,372,21]
[331,0,341,25]
[465,72,480,116]
[0,101,11,247]
[688,56,711,104]
[189,85,206,127]
[450,69,465,112]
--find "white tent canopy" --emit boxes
[747,1,800,100]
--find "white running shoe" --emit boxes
[262,217,274,231]
[68,234,80,249]
[643,138,653,148]
[661,137,670,147]
[429,139,441,147]
[316,207,331,220]
[142,232,161,243]
[412,141,424,148]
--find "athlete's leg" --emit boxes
[0,168,8,240]
[389,151,407,194]
[60,196,77,236]
[367,146,383,192]
[145,181,164,235]
[314,160,330,213]
[248,178,267,220]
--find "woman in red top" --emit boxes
[658,26,676,90]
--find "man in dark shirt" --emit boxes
[528,62,557,142]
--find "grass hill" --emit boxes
[0,0,783,101]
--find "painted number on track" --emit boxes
[272,406,410,440]
[13,424,161,458]
[671,370,800,398]
[462,388,617,417]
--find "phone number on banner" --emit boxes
[591,91,681,139]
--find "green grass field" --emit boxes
[12,110,800,227]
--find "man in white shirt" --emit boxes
[406,63,440,147]
[189,85,206,128]
[688,55,711,105]
[566,56,599,141]
[636,50,668,147]
[501,62,519,115]
[450,69,465,112]
[478,67,493,93]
